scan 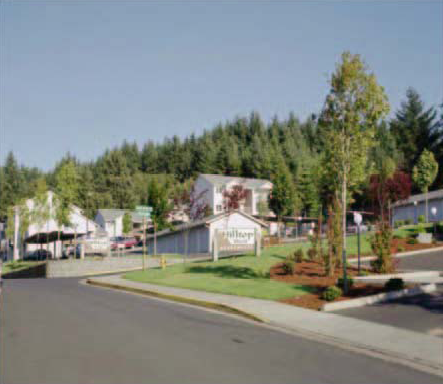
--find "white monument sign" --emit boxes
[219,228,256,245]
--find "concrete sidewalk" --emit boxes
[87,274,443,376]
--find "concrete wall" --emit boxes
[46,257,144,278]
[392,197,443,224]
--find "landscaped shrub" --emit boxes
[322,286,342,301]
[415,224,426,234]
[418,215,425,223]
[397,245,406,252]
[292,249,304,263]
[337,277,354,289]
[405,219,413,225]
[307,248,317,260]
[282,260,296,275]
[393,234,402,239]
[436,222,443,234]
[358,270,370,276]
[394,220,404,228]
[407,237,418,244]
[370,222,395,273]
[384,278,405,291]
[257,267,271,279]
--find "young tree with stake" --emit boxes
[320,52,390,292]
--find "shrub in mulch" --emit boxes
[322,286,342,301]
[384,278,405,291]
[282,260,296,276]
[337,277,354,289]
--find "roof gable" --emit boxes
[200,174,272,189]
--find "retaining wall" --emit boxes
[46,257,145,278]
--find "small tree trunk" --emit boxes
[342,170,348,294]
[425,189,429,223]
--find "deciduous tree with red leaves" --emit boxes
[369,170,412,221]
[222,185,247,212]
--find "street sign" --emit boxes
[136,206,153,213]
[135,206,152,218]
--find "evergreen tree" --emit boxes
[0,151,24,220]
[390,88,440,173]
[268,157,297,234]
[141,141,159,173]
[102,151,136,209]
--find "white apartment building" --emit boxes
[193,174,273,217]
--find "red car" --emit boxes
[111,236,137,250]
[122,237,137,249]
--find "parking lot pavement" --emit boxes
[397,250,443,271]
[335,284,443,337]
[338,252,443,337]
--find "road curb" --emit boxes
[349,246,443,263]
[321,284,437,312]
[86,278,266,324]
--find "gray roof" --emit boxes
[145,210,268,240]
[392,189,443,208]
[200,174,272,189]
[97,209,145,224]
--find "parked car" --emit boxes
[25,249,53,260]
[62,244,81,258]
[110,237,125,251]
[122,237,137,249]
[111,236,137,250]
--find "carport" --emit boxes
[24,230,86,259]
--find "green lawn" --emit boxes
[124,246,313,300]
[289,223,435,258]
[1,260,45,275]
[123,223,433,300]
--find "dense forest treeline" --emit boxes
[1,87,442,221]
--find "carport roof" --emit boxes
[25,231,81,244]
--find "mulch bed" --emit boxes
[270,260,399,311]
[390,238,442,253]
[347,238,442,259]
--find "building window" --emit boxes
[216,186,225,194]
[216,205,223,212]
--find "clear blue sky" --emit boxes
[1,1,442,170]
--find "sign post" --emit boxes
[135,206,152,271]
[353,212,363,275]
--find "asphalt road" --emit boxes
[1,279,441,384]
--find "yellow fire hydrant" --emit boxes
[160,256,167,270]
